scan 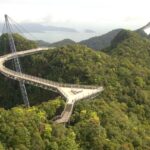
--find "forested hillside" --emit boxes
[79,22,150,51]
[50,39,76,47]
[36,40,51,47]
[0,31,150,149]
[79,29,122,50]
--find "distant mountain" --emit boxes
[110,29,134,49]
[79,22,150,51]
[138,22,150,30]
[50,39,76,47]
[84,29,95,33]
[79,29,122,50]
[36,39,76,48]
[0,22,78,33]
[135,22,150,38]
[36,40,51,47]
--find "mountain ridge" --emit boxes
[49,39,76,47]
[79,29,123,50]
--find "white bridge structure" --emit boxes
[0,48,103,123]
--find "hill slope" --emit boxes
[80,29,122,50]
[79,22,150,51]
[50,39,76,47]
[36,40,51,47]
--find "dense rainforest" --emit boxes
[0,30,150,150]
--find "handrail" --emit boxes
[1,48,99,89]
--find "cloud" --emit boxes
[0,22,78,33]
[124,16,148,22]
[0,0,149,32]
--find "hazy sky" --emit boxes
[0,0,149,31]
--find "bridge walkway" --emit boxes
[0,48,103,123]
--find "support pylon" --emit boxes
[4,14,30,107]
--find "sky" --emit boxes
[0,0,150,41]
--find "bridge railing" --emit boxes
[2,64,99,90]
[2,63,99,90]
[1,48,100,91]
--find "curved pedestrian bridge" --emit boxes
[0,48,103,123]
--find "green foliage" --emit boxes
[110,30,136,48]
[0,30,150,149]
[0,98,66,150]
[22,44,110,85]
[0,142,5,150]
[0,33,37,55]
[50,39,76,47]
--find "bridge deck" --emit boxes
[0,48,103,123]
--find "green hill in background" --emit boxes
[79,22,150,51]
[80,29,122,50]
[36,40,51,47]
[50,39,76,47]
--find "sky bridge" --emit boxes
[0,15,103,123]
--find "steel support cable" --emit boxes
[8,16,38,41]
[1,23,6,34]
